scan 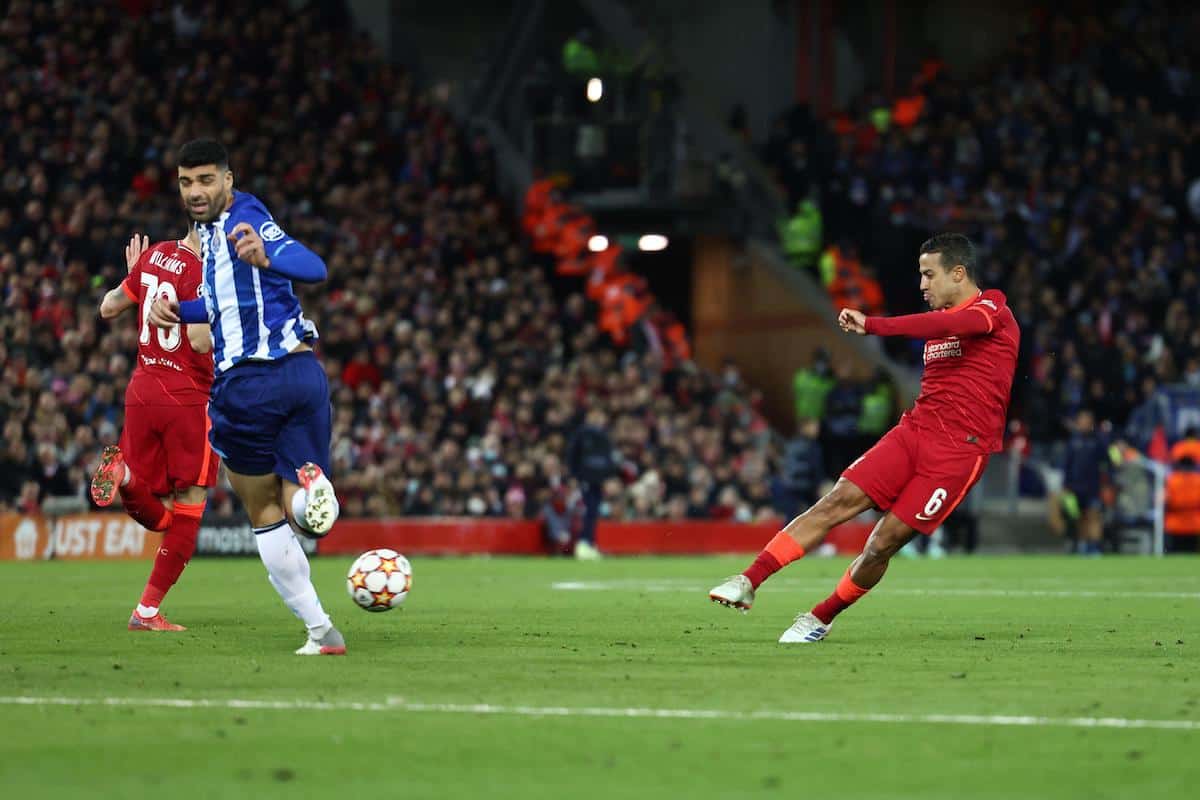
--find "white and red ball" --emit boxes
[346,548,412,612]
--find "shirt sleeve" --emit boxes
[238,202,327,283]
[865,295,1000,339]
[120,251,151,302]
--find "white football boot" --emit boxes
[709,574,755,612]
[573,540,602,560]
[778,611,832,643]
[295,625,347,656]
[296,462,338,537]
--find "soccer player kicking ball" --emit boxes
[710,234,1019,642]
[92,228,217,632]
[149,139,345,656]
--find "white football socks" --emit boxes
[135,604,158,618]
[253,519,332,638]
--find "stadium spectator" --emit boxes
[792,348,833,427]
[1060,409,1109,555]
[822,363,863,476]
[566,407,616,558]
[773,418,825,517]
[1165,430,1200,554]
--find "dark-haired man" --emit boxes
[149,139,345,655]
[710,233,1020,642]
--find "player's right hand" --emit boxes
[125,233,149,273]
[148,296,181,328]
[838,308,867,335]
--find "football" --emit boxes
[346,549,413,612]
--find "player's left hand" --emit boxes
[228,222,270,268]
[838,308,868,335]
[124,233,149,273]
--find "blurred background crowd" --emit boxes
[0,0,789,533]
[769,3,1200,450]
[2,0,1199,554]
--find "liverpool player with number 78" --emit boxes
[93,227,217,632]
[710,234,1020,642]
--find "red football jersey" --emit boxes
[120,239,213,406]
[866,289,1020,453]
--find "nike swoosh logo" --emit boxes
[914,513,936,521]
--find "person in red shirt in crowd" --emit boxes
[711,233,1019,642]
[342,347,382,391]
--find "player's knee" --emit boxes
[863,525,910,562]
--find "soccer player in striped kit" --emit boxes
[150,139,345,655]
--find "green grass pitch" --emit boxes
[0,555,1197,799]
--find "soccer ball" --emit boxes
[346,549,412,612]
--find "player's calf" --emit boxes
[293,462,339,537]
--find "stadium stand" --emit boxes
[0,0,782,525]
[763,4,1200,457]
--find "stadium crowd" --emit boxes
[0,0,786,528]
[768,4,1200,452]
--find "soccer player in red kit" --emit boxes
[710,233,1019,642]
[91,229,217,631]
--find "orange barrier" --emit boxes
[596,521,871,555]
[320,518,544,555]
[0,512,160,561]
[0,513,875,559]
[317,519,873,557]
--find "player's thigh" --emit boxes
[160,404,219,494]
[802,477,877,526]
[174,485,208,506]
[272,354,333,481]
[119,404,170,496]
[893,451,987,535]
[208,370,288,476]
[840,424,919,513]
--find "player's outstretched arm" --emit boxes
[99,233,150,319]
[861,307,991,339]
[227,222,327,283]
[99,286,135,319]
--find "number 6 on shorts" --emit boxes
[923,487,947,517]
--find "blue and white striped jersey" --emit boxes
[197,191,319,376]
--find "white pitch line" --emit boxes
[1,696,1197,732]
[550,581,1200,599]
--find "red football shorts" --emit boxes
[842,422,987,535]
[119,402,219,496]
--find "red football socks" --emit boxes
[140,501,203,609]
[743,532,807,589]
[811,569,871,624]
[120,472,173,532]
